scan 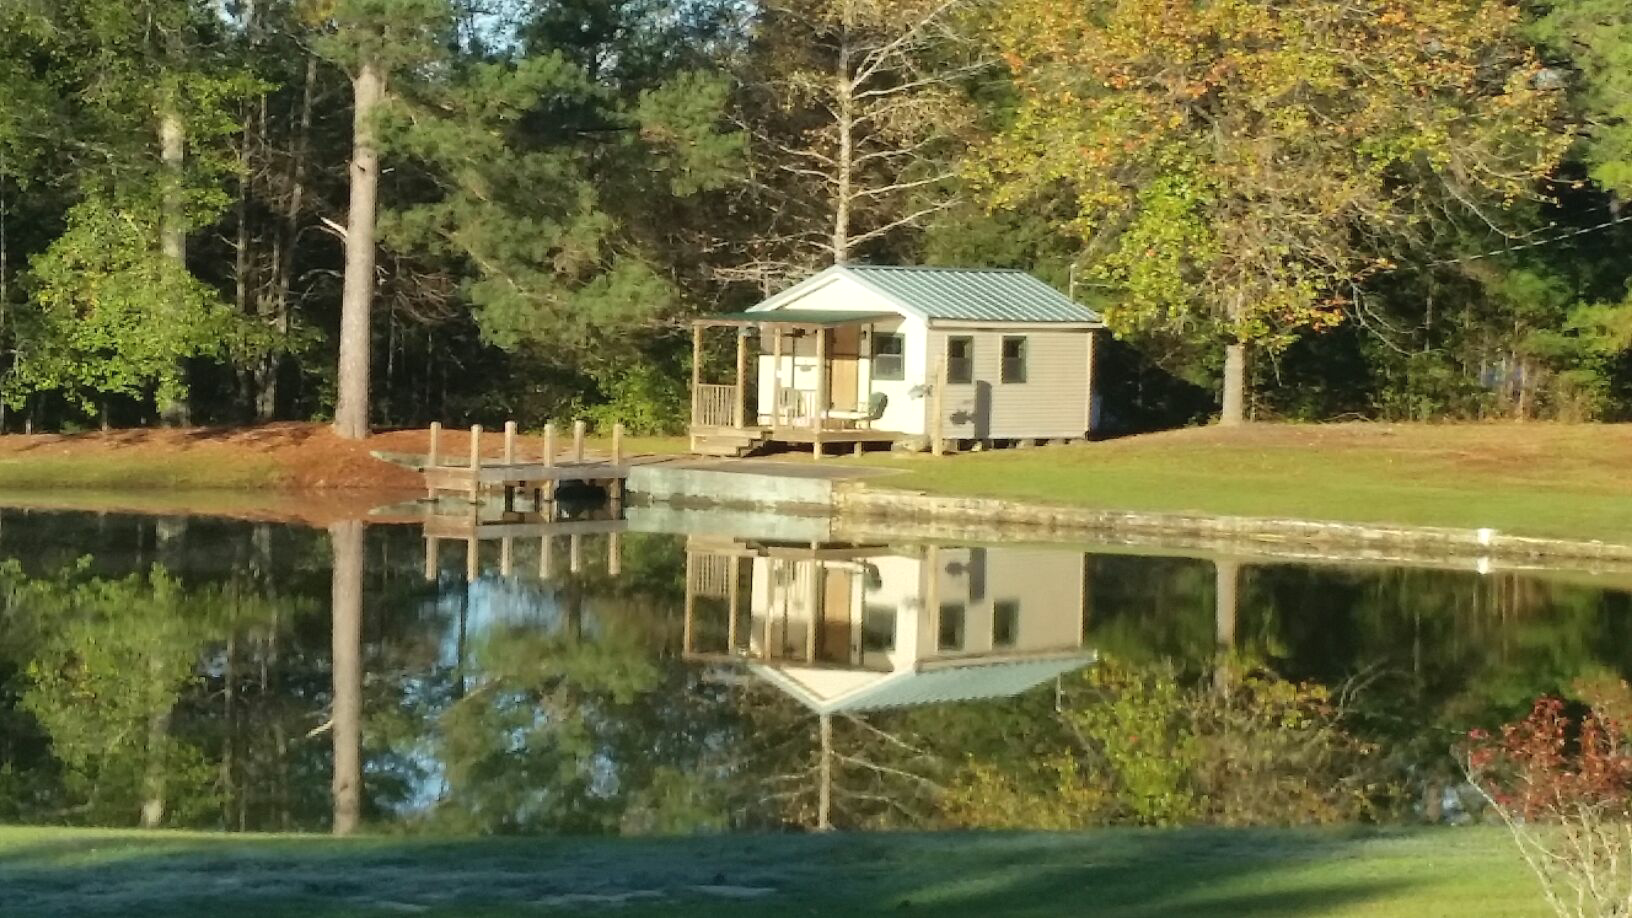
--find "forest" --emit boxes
[0,0,1629,436]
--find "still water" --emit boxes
[0,505,1627,834]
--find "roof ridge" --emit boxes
[846,264,1029,274]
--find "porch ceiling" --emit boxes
[693,309,896,328]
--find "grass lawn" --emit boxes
[0,825,1541,918]
[842,422,1632,544]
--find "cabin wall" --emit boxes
[918,547,1086,662]
[926,327,1094,440]
[750,276,929,435]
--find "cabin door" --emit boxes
[818,566,855,665]
[827,326,861,413]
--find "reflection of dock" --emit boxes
[423,504,628,581]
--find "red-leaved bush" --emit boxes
[1464,692,1632,918]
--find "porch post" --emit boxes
[690,323,704,426]
[734,329,748,429]
[813,325,827,460]
[770,326,784,428]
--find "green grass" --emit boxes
[841,424,1632,544]
[0,453,283,491]
[0,825,1541,917]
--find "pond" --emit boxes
[0,504,1628,835]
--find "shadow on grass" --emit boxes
[0,826,1469,918]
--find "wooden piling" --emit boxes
[610,423,626,504]
[468,425,483,500]
[424,536,439,582]
[540,536,554,578]
[426,422,442,500]
[500,536,514,578]
[573,420,586,463]
[608,532,622,576]
[503,420,517,465]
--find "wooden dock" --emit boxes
[421,420,630,510]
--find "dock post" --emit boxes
[500,536,514,578]
[469,425,483,502]
[610,422,626,505]
[608,532,622,576]
[424,536,439,582]
[573,420,586,463]
[540,535,554,578]
[502,421,518,512]
[570,533,583,574]
[465,537,479,581]
[426,422,443,500]
[541,421,557,507]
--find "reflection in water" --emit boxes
[0,506,1627,836]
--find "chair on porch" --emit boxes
[821,392,888,429]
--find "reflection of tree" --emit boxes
[1086,555,1632,818]
[329,520,364,836]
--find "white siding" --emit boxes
[927,327,1092,440]
[751,275,930,435]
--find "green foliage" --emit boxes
[11,197,263,412]
[584,360,690,435]
[1534,1,1632,197]
[941,662,1391,829]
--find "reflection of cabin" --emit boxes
[689,265,1106,457]
[683,537,1096,713]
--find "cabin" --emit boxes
[689,265,1106,457]
[680,536,1096,714]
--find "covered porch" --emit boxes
[689,310,906,458]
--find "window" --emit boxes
[993,600,1020,648]
[863,605,897,654]
[1001,336,1028,384]
[946,336,974,385]
[938,602,966,651]
[871,332,905,381]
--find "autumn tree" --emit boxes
[981,0,1567,424]
[727,0,987,285]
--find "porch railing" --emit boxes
[693,383,738,428]
[773,388,817,427]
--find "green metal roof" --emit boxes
[700,309,896,327]
[751,654,1097,715]
[749,265,1104,325]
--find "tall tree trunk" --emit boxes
[329,520,365,835]
[334,62,385,440]
[158,109,191,427]
[831,7,853,264]
[1220,342,1247,426]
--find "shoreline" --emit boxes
[834,486,1632,568]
